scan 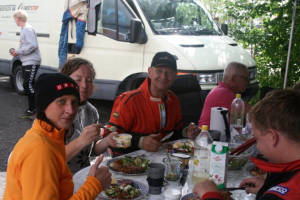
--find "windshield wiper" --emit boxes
[156,27,219,36]
[193,29,219,35]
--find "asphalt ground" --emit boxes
[0,75,113,197]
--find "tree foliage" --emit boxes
[203,0,300,88]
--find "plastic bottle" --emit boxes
[230,94,245,134]
[192,125,210,184]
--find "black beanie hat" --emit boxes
[35,73,80,115]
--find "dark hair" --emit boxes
[249,89,300,142]
[61,57,96,79]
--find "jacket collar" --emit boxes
[251,157,300,173]
[31,119,66,142]
[139,78,169,103]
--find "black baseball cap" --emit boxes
[151,52,177,71]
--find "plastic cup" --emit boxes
[165,159,181,181]
[113,133,132,148]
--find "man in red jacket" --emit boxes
[106,52,195,155]
[193,89,300,200]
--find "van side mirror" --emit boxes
[221,23,228,35]
[130,19,147,44]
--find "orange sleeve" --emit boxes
[70,176,102,200]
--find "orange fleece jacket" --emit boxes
[4,119,102,200]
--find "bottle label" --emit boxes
[209,142,228,187]
[193,150,209,175]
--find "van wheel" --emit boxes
[11,65,25,95]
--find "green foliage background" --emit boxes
[202,0,300,88]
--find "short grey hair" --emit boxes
[223,62,248,81]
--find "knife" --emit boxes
[223,186,245,191]
[160,132,174,142]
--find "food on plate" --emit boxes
[111,177,118,185]
[113,133,132,148]
[250,166,266,177]
[172,141,194,154]
[105,179,140,199]
[227,155,249,170]
[109,155,150,174]
[227,144,253,170]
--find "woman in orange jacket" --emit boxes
[4,73,111,199]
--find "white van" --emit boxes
[0,0,258,100]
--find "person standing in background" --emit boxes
[10,10,41,116]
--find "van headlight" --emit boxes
[198,73,218,85]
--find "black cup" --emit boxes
[209,130,221,142]
[147,163,165,194]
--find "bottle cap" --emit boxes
[236,94,241,98]
[201,125,208,131]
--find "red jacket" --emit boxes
[251,157,300,200]
[106,78,183,154]
[202,157,300,200]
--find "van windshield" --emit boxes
[137,0,222,35]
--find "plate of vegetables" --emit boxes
[107,155,150,175]
[171,140,194,155]
[99,179,148,200]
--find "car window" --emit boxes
[97,0,134,42]
[97,0,117,39]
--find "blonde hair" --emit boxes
[13,10,28,22]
